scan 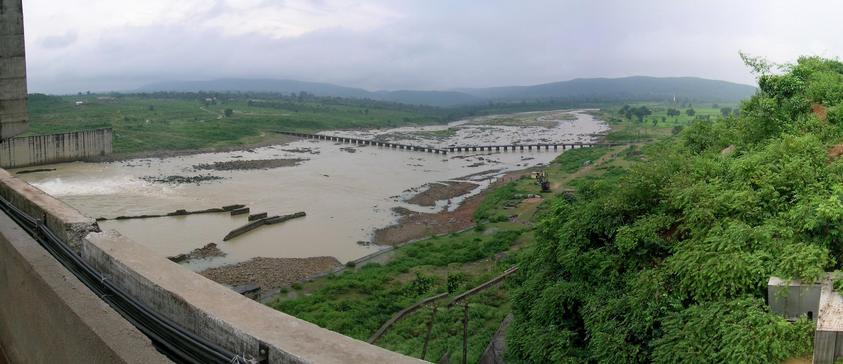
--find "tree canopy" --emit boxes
[508,56,843,363]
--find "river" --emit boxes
[12,109,607,271]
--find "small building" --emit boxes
[768,277,821,321]
[769,275,843,364]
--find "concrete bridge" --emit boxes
[276,131,449,154]
[276,131,619,155]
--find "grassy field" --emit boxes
[26,94,461,155]
[26,93,605,156]
[595,102,739,143]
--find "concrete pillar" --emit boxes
[0,0,28,139]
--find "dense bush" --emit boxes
[508,56,843,363]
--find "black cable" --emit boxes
[0,196,245,364]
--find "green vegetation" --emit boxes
[27,93,456,155]
[507,57,843,363]
[271,230,522,363]
[28,91,634,156]
[269,141,641,362]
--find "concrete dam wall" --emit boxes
[0,128,113,168]
[0,0,29,139]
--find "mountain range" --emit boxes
[137,76,757,107]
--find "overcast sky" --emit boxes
[21,0,843,94]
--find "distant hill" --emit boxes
[137,76,756,107]
[457,76,757,103]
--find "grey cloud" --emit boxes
[26,0,843,94]
[39,32,77,49]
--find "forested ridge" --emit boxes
[508,57,843,363]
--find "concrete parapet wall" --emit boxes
[82,230,427,363]
[0,203,169,363]
[0,128,113,169]
[0,169,98,250]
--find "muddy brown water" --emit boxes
[13,110,607,271]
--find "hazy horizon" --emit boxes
[23,0,843,94]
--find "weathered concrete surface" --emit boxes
[479,314,513,364]
[83,230,428,364]
[0,210,170,364]
[814,278,843,364]
[768,276,821,320]
[0,168,98,251]
[0,0,28,139]
[0,128,113,168]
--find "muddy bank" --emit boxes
[374,168,537,245]
[406,181,479,207]
[193,158,305,171]
[200,256,342,294]
[168,243,226,263]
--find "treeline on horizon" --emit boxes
[28,89,731,125]
[507,56,843,363]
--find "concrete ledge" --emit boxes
[83,230,426,364]
[0,210,169,363]
[0,168,98,250]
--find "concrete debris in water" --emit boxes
[248,212,268,221]
[230,207,250,216]
[222,204,246,211]
[15,168,57,175]
[97,205,246,221]
[140,174,224,185]
[223,211,306,241]
[193,158,305,171]
[168,243,226,263]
